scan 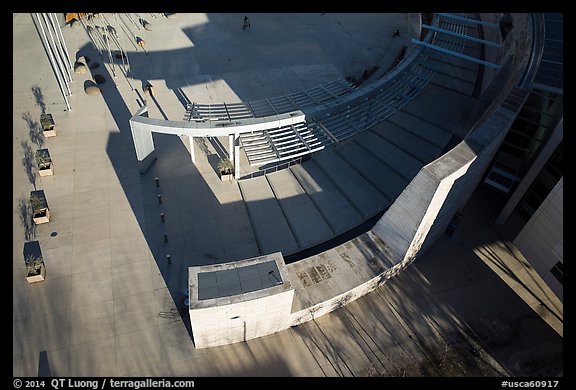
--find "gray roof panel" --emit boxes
[197,260,282,300]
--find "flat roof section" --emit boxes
[198,260,282,300]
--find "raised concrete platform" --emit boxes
[188,252,293,348]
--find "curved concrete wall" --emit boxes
[183,14,535,348]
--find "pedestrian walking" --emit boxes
[243,16,251,30]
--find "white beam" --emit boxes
[229,134,235,164]
[190,136,195,163]
[234,134,240,179]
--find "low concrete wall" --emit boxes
[190,289,295,348]
[287,245,410,327]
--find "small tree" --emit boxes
[30,190,50,224]
[35,150,51,170]
[25,253,44,276]
[30,192,45,216]
[218,158,234,175]
[40,113,54,130]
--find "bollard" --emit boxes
[157,194,162,204]
[160,213,165,223]
[166,254,172,264]
[163,233,168,243]
[155,177,159,187]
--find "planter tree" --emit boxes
[35,148,53,176]
[218,158,234,181]
[40,113,56,137]
[25,253,46,283]
[30,190,50,224]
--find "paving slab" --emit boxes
[70,267,113,308]
[313,149,386,218]
[112,261,155,299]
[158,321,198,364]
[110,235,153,267]
[114,290,160,336]
[354,130,424,181]
[427,50,478,94]
[114,326,163,377]
[69,337,118,376]
[388,109,454,149]
[70,300,115,346]
[370,121,442,164]
[266,169,334,249]
[20,308,72,359]
[402,81,486,138]
[335,141,407,202]
[291,321,354,377]
[290,161,363,234]
[239,176,299,255]
[25,274,72,319]
[71,238,112,274]
[71,211,112,244]
[245,331,324,376]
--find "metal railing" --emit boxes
[238,155,310,180]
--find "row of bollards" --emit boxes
[156,176,189,308]
[156,177,171,265]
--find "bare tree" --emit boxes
[17,197,36,241]
[21,140,37,190]
[31,84,46,114]
[22,112,45,149]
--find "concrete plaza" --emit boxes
[13,13,562,377]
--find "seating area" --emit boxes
[183,78,356,122]
[183,13,489,171]
[307,58,437,143]
[240,121,329,166]
[306,13,473,145]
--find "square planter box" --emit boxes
[218,159,234,182]
[30,190,50,224]
[24,241,46,283]
[38,164,54,176]
[26,263,47,284]
[36,148,54,176]
[40,113,56,137]
[220,172,234,182]
[33,208,51,224]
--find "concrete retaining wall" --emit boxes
[190,289,295,348]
